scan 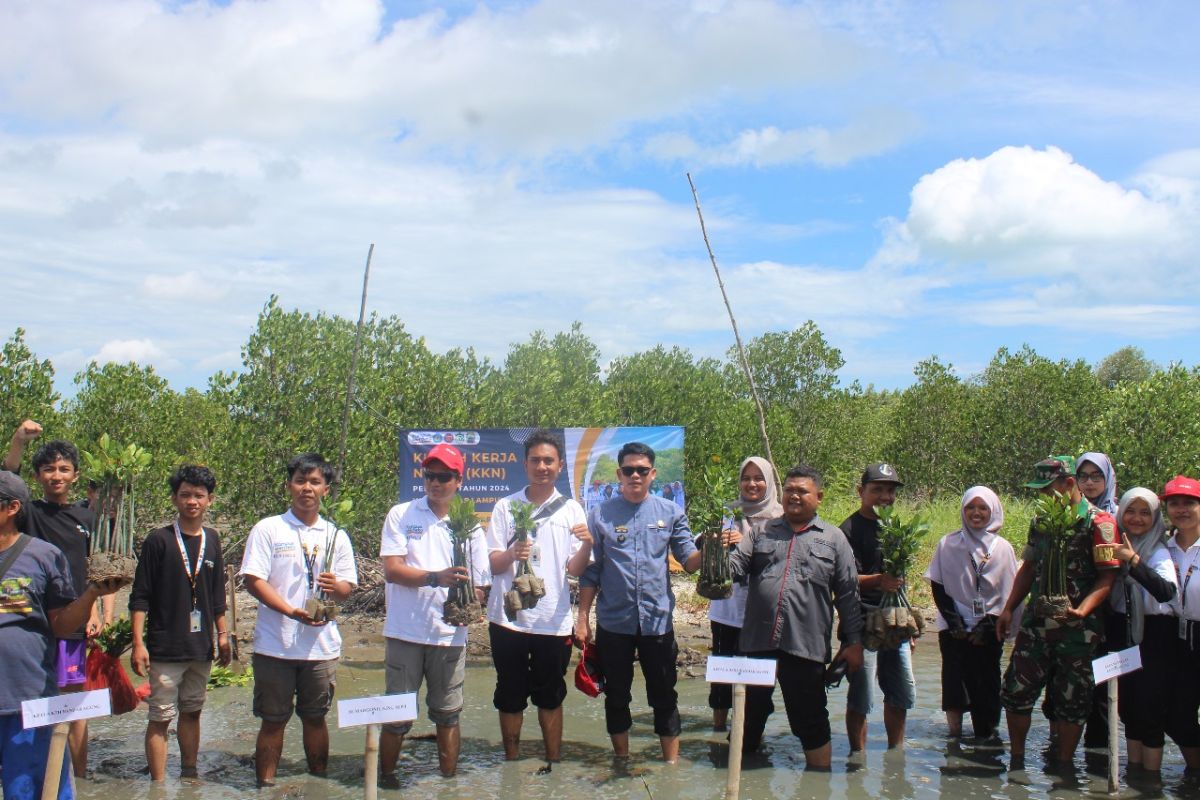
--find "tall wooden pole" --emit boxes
[364,723,380,800]
[334,243,374,499]
[1107,679,1119,793]
[41,722,70,800]
[725,683,747,799]
[687,174,780,490]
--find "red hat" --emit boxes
[423,444,465,476]
[1162,475,1200,501]
[574,641,605,698]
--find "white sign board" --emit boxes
[336,693,419,728]
[22,689,111,729]
[706,656,778,687]
[1092,645,1142,684]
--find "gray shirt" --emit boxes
[730,514,862,663]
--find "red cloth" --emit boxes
[84,647,141,715]
[574,641,605,697]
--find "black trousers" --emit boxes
[708,620,742,711]
[1165,620,1200,749]
[938,630,1003,737]
[595,626,681,737]
[742,650,830,752]
[1113,614,1174,748]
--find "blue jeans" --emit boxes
[0,714,73,800]
[846,640,915,716]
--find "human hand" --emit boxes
[1113,533,1137,564]
[573,616,593,648]
[288,606,326,627]
[996,609,1012,641]
[512,541,533,561]
[217,636,232,666]
[12,419,42,445]
[878,574,904,593]
[721,527,742,547]
[315,571,341,595]
[131,642,150,676]
[836,643,865,674]
[571,524,593,546]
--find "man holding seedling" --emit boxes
[731,464,864,769]
[378,443,489,781]
[129,465,230,781]
[841,463,916,751]
[240,453,357,787]
[997,455,1119,769]
[486,430,592,764]
[575,441,702,764]
[4,420,101,778]
[0,470,125,800]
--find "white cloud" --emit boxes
[94,338,168,365]
[141,270,230,303]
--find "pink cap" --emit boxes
[423,444,465,476]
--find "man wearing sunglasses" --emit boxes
[378,443,490,782]
[575,442,702,763]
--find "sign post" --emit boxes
[1092,645,1142,795]
[21,689,112,800]
[706,656,777,800]
[336,693,418,800]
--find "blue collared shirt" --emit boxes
[581,495,697,636]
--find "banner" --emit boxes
[398,427,685,517]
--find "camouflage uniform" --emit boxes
[1000,500,1119,724]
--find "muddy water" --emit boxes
[76,641,1199,800]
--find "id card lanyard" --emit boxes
[1173,541,1200,636]
[962,531,994,618]
[296,528,318,600]
[173,521,206,634]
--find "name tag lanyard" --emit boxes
[297,523,338,599]
[1173,544,1200,638]
[962,531,994,617]
[174,521,206,633]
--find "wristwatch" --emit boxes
[426,571,439,588]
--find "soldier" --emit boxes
[997,455,1120,769]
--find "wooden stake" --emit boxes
[1108,678,1119,794]
[226,565,243,673]
[364,723,380,800]
[41,722,70,800]
[725,683,747,800]
[687,174,780,492]
[334,243,375,499]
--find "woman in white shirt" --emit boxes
[1164,476,1200,770]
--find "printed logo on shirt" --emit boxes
[272,541,297,557]
[0,576,34,615]
[406,525,426,541]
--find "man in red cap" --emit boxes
[1163,475,1200,768]
[377,443,489,781]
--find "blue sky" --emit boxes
[2,0,1197,395]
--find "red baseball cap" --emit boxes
[423,444,465,476]
[1162,475,1200,501]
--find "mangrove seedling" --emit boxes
[505,500,545,621]
[1031,490,1079,621]
[443,495,483,627]
[863,505,928,651]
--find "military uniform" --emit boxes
[1000,499,1119,724]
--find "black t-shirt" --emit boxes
[840,511,883,607]
[128,525,227,662]
[26,500,97,639]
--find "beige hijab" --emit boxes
[729,456,783,522]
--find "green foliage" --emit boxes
[1095,345,1158,388]
[888,358,974,498]
[208,664,253,688]
[81,434,152,555]
[509,500,535,542]
[446,495,480,544]
[1033,491,1077,598]
[688,456,739,536]
[1093,365,1200,487]
[875,505,929,585]
[94,617,133,657]
[0,329,59,442]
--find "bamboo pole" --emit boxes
[364,724,380,800]
[725,683,747,799]
[41,722,70,800]
[687,174,780,491]
[226,565,243,673]
[1107,678,1119,794]
[334,243,375,500]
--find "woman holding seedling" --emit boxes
[1107,487,1177,776]
[704,456,782,732]
[925,486,1017,741]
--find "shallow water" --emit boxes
[72,641,1199,799]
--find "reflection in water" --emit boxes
[74,642,1200,799]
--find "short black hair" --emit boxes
[0,497,27,530]
[169,465,217,495]
[617,442,655,466]
[32,440,79,472]
[524,429,565,460]
[286,452,334,485]
[784,464,823,489]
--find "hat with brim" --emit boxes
[1162,475,1200,502]
[1024,455,1076,489]
[861,463,903,487]
[0,470,31,508]
[423,443,465,476]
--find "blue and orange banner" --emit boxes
[398,427,685,518]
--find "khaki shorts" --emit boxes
[252,654,338,722]
[148,660,212,722]
[383,638,466,734]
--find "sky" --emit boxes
[2,0,1198,395]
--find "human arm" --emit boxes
[243,574,323,625]
[49,579,123,638]
[1064,568,1118,619]
[833,536,865,671]
[574,584,596,646]
[3,419,41,472]
[381,555,468,588]
[565,522,593,578]
[670,508,702,574]
[860,572,904,593]
[996,559,1036,641]
[1113,535,1177,604]
[930,580,967,635]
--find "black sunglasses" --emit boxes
[423,470,457,484]
[619,466,652,477]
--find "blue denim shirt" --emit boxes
[581,495,697,636]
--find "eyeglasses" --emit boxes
[619,466,652,477]
[1076,471,1105,482]
[423,470,457,484]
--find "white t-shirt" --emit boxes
[485,488,588,636]
[239,509,358,661]
[379,496,490,647]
